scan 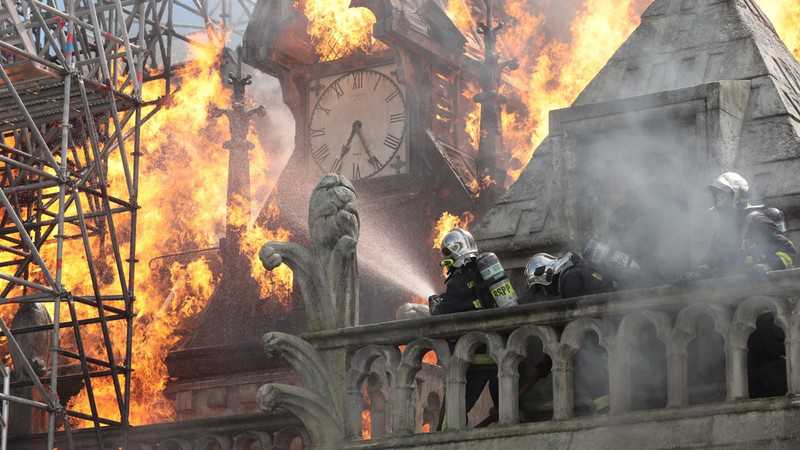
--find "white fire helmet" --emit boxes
[440,228,478,269]
[708,171,754,210]
[524,253,559,288]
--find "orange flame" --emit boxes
[445,0,799,185]
[759,0,800,59]
[361,408,372,440]
[62,30,293,425]
[499,0,647,182]
[295,0,384,61]
[432,211,475,250]
[463,83,482,150]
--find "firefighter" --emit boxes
[524,251,613,300]
[428,228,518,314]
[741,207,796,272]
[428,228,518,427]
[700,171,764,277]
[683,172,795,281]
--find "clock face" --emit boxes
[308,68,408,180]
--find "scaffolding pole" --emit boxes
[0,0,175,446]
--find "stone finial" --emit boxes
[259,174,359,331]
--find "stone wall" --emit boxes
[311,269,800,449]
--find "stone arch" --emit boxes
[731,296,790,345]
[729,296,790,400]
[562,318,614,354]
[273,426,310,450]
[420,391,441,433]
[233,431,272,450]
[156,439,193,450]
[195,435,232,450]
[671,304,731,407]
[501,325,559,424]
[346,345,400,438]
[617,310,672,412]
[393,338,450,435]
[446,331,504,430]
[363,372,389,439]
[561,318,614,418]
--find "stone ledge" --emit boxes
[346,397,800,450]
[304,269,800,350]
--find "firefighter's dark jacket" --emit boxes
[557,261,614,298]
[523,254,614,301]
[431,256,497,315]
[743,210,797,270]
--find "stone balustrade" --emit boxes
[300,269,800,445]
[8,412,307,450]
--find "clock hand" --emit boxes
[341,121,360,157]
[355,126,381,170]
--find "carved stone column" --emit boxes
[391,382,416,435]
[607,338,627,415]
[552,355,574,420]
[790,319,800,395]
[497,365,519,425]
[667,346,688,408]
[727,324,750,400]
[444,373,467,431]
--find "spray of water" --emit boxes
[354,208,437,299]
[268,201,440,300]
[357,236,439,300]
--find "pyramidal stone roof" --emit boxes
[474,0,800,259]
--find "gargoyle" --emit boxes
[259,174,359,331]
[259,333,346,449]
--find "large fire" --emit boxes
[298,0,800,184]
[18,0,795,431]
[454,0,800,182]
[57,31,294,425]
[295,0,384,61]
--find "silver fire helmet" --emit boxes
[764,207,787,233]
[708,172,751,210]
[440,228,478,268]
[524,253,558,288]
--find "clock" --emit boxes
[308,66,408,180]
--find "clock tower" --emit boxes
[308,66,408,181]
[243,0,507,323]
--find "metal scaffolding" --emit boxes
[0,0,174,447]
[172,0,255,40]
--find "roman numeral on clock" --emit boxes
[310,128,326,138]
[351,71,363,89]
[352,163,361,180]
[332,81,344,98]
[368,155,381,170]
[390,112,405,124]
[331,157,343,174]
[312,143,330,161]
[384,134,402,151]
[385,89,400,103]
